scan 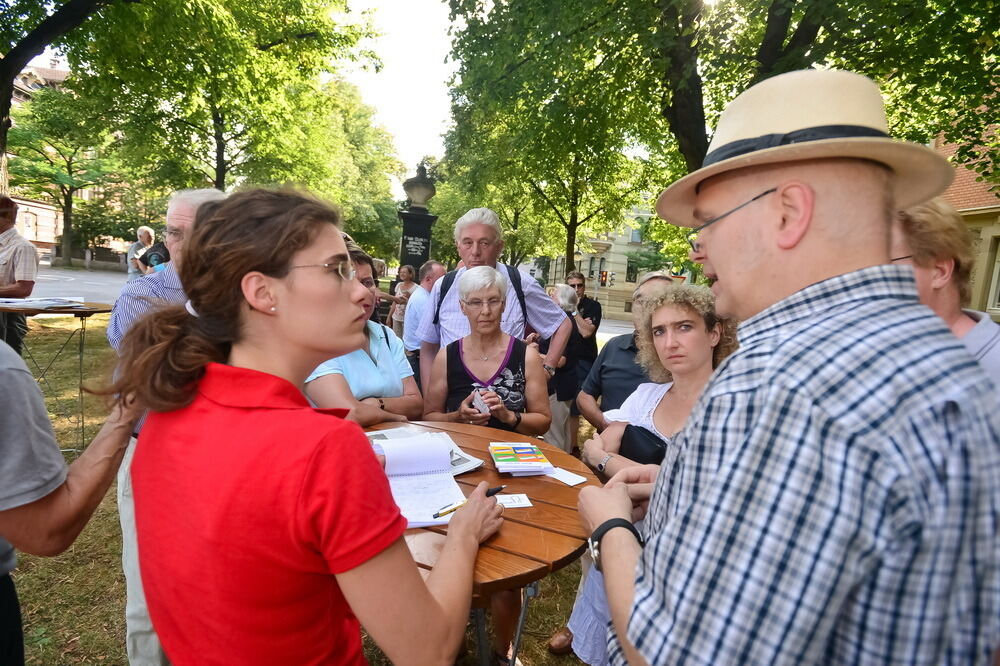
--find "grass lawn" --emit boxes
[14,315,590,665]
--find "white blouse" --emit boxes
[603,381,674,442]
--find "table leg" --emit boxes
[78,315,87,449]
[508,581,538,665]
[474,608,491,666]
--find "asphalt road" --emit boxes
[31,264,128,305]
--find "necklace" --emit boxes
[469,342,499,362]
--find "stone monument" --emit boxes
[398,164,438,269]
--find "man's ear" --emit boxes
[774,182,815,251]
[241,271,277,313]
[929,257,956,290]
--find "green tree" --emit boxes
[70,0,370,191]
[72,173,170,248]
[447,0,998,217]
[8,87,119,264]
[0,0,133,194]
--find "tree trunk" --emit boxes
[211,105,227,190]
[0,87,11,197]
[564,209,579,280]
[656,0,709,172]
[61,190,74,267]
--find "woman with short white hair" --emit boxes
[424,266,550,435]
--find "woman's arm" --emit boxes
[305,374,403,427]
[361,376,423,420]
[422,349,489,425]
[337,482,503,665]
[482,345,551,435]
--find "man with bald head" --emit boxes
[107,188,227,665]
[578,70,1000,664]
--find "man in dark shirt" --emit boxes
[575,272,672,432]
[566,272,603,447]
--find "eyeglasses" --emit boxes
[288,261,356,283]
[890,255,913,263]
[462,297,504,310]
[359,277,376,289]
[687,187,777,253]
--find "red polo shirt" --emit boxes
[132,363,406,665]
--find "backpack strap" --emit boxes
[432,269,459,326]
[503,264,528,332]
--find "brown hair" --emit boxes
[635,284,738,383]
[398,264,416,281]
[897,197,974,305]
[565,271,586,283]
[103,188,341,412]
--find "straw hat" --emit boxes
[656,69,954,226]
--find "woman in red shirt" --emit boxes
[107,189,502,665]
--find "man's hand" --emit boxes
[607,464,660,522]
[578,482,633,535]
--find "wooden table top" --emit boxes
[367,421,600,599]
[0,301,113,317]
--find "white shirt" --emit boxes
[0,227,38,288]
[415,264,567,347]
[962,309,1000,381]
[402,285,430,352]
[603,381,674,441]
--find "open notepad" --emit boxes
[379,435,470,528]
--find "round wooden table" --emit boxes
[367,420,599,664]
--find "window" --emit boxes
[987,237,1000,314]
[626,259,639,283]
[588,256,596,278]
[630,228,642,243]
[624,300,633,313]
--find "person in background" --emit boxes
[580,69,999,664]
[565,271,602,449]
[305,244,422,426]
[572,272,673,433]
[104,188,503,665]
[0,197,38,356]
[402,260,447,389]
[540,283,586,452]
[126,226,154,282]
[891,197,1000,379]
[388,264,417,338]
[417,207,572,391]
[567,284,736,665]
[106,187,228,665]
[0,342,136,665]
[138,239,170,274]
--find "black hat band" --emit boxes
[703,125,890,167]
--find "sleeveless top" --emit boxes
[445,336,527,432]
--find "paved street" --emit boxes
[31,264,127,305]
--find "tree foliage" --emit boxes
[447,0,999,235]
[8,86,119,262]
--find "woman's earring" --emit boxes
[270,306,277,312]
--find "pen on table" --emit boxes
[433,486,509,519]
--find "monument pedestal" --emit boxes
[398,209,438,268]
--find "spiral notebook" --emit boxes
[380,436,468,528]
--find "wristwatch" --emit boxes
[588,518,644,572]
[596,453,613,473]
[543,364,556,377]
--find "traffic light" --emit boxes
[599,270,608,286]
[609,271,616,287]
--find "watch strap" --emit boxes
[596,453,612,472]
[591,518,644,549]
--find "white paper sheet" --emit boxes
[546,467,587,486]
[496,494,533,508]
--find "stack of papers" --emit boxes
[0,297,87,310]
[489,443,555,476]
[379,436,468,528]
[367,429,484,476]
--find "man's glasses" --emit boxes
[288,261,356,283]
[890,255,913,263]
[164,227,185,240]
[687,187,777,253]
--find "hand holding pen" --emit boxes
[442,482,504,545]
[433,485,507,518]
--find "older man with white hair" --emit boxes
[416,207,572,390]
[107,188,227,665]
[578,70,1000,664]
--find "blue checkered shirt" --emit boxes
[609,265,1000,664]
[106,262,186,352]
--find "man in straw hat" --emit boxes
[577,69,1000,664]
